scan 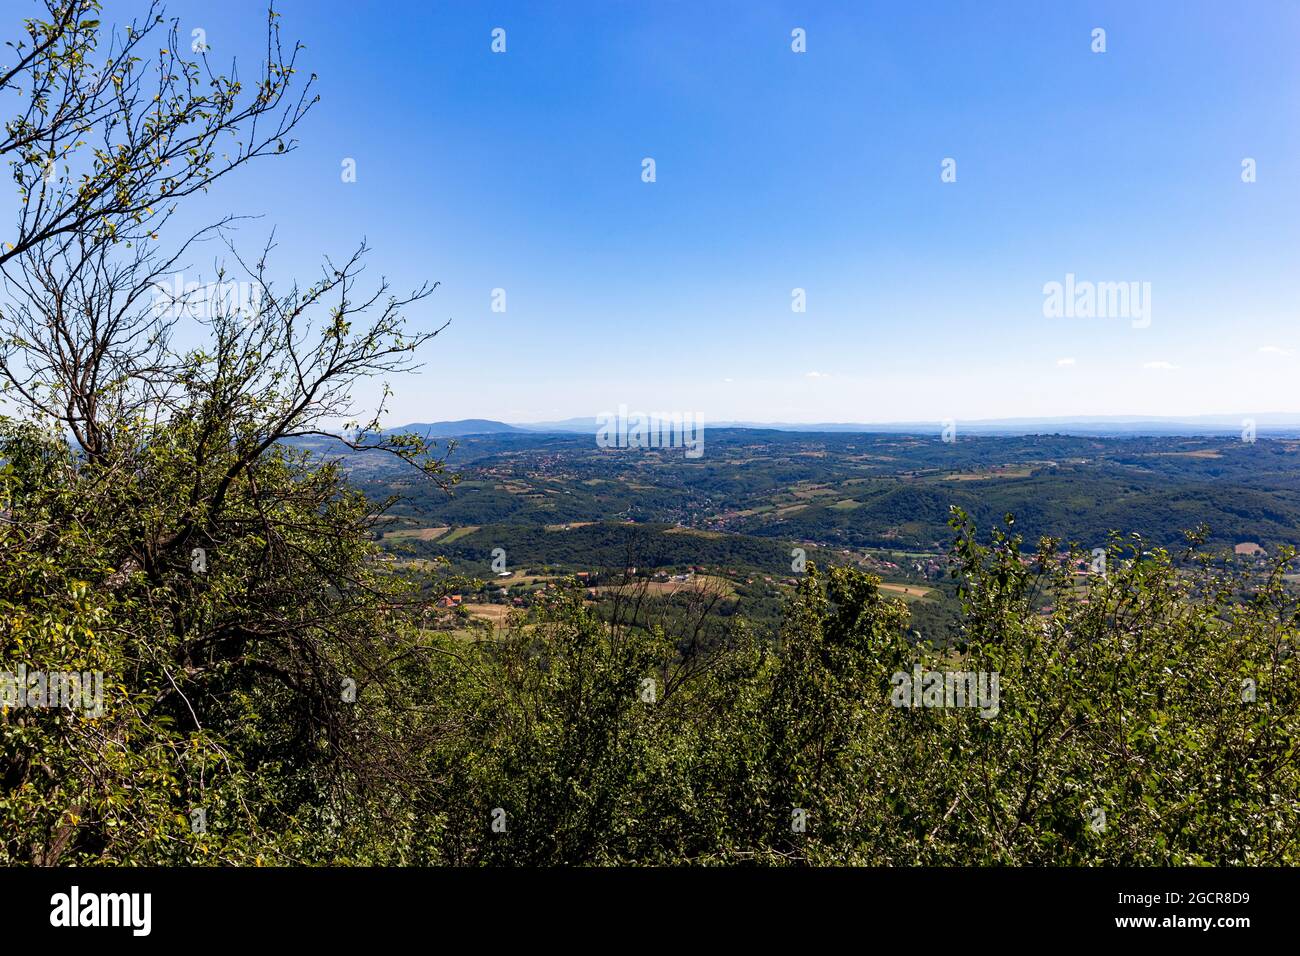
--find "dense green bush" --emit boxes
[6,415,1298,864]
[391,512,1299,864]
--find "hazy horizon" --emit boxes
[398,410,1300,426]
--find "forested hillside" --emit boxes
[330,428,1300,554]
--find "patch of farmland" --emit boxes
[385,526,450,541]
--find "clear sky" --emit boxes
[118,0,1300,425]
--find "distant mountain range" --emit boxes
[388,414,1300,438]
[395,419,525,437]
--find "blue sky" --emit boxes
[114,0,1300,424]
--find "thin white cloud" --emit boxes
[805,371,829,379]
[1056,357,1076,367]
[1258,345,1294,357]
[1143,360,1178,370]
